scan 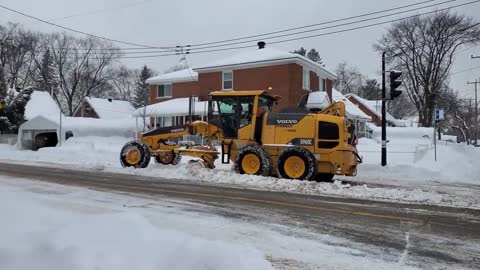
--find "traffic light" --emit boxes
[389,70,402,99]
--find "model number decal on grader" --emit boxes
[290,138,314,146]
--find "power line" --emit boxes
[451,65,480,75]
[90,0,456,55]
[184,0,456,51]
[118,0,480,59]
[20,0,448,54]
[187,0,440,47]
[0,3,172,49]
[70,0,455,54]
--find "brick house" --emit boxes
[73,97,135,119]
[346,94,403,127]
[145,43,336,126]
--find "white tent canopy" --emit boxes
[133,97,209,117]
[17,115,137,149]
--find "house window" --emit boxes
[223,71,233,90]
[320,78,326,92]
[302,68,310,90]
[157,84,172,98]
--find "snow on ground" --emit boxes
[1,135,479,209]
[347,125,480,186]
[0,176,431,270]
[0,177,273,270]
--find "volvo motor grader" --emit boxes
[120,90,361,181]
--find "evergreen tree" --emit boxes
[35,48,56,94]
[291,47,306,57]
[357,79,382,100]
[132,65,153,109]
[306,49,324,66]
[133,65,154,131]
[292,47,325,66]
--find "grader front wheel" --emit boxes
[234,144,271,176]
[120,140,151,168]
[276,147,317,180]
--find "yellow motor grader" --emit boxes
[120,90,361,181]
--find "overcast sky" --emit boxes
[1,0,480,98]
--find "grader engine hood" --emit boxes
[141,125,187,137]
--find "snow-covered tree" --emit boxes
[0,65,32,132]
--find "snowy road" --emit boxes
[1,162,479,269]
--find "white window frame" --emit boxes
[222,70,233,91]
[157,84,172,98]
[302,67,310,90]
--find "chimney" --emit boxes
[257,41,266,49]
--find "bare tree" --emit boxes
[111,65,137,101]
[376,11,480,127]
[0,23,39,90]
[49,33,120,115]
[333,61,362,94]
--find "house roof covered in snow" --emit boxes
[346,94,405,126]
[331,89,371,121]
[133,97,208,117]
[305,90,371,121]
[193,47,337,80]
[24,91,63,120]
[146,68,198,85]
[79,97,135,120]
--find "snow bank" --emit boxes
[356,125,480,185]
[1,134,479,209]
[0,184,273,270]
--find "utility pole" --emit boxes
[470,55,480,145]
[381,52,387,166]
[467,79,479,145]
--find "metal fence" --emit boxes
[0,133,18,145]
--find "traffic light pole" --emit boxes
[381,52,387,166]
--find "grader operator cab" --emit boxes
[120,90,361,181]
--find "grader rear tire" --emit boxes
[234,144,271,176]
[276,147,317,180]
[155,151,182,165]
[120,140,151,168]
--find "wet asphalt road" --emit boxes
[0,162,479,269]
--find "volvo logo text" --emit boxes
[276,119,298,124]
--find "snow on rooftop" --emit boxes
[331,89,371,121]
[85,97,135,120]
[347,94,405,126]
[194,47,336,79]
[24,91,62,120]
[133,97,208,117]
[146,68,198,84]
